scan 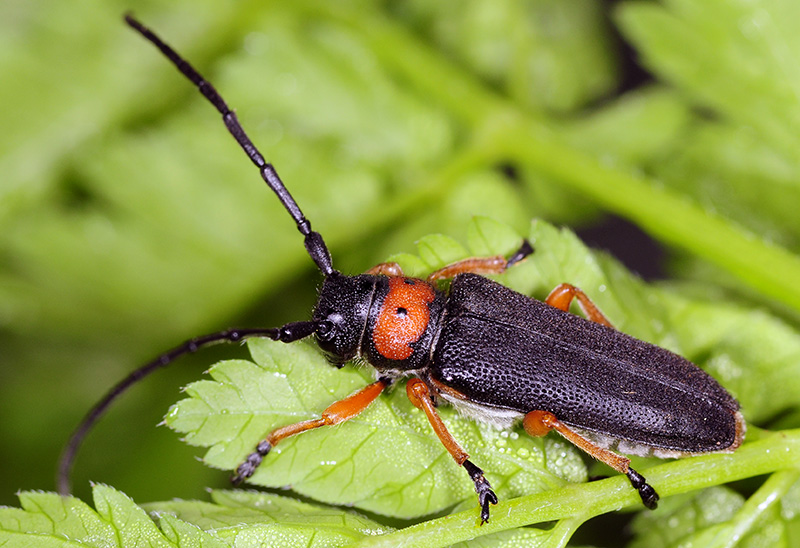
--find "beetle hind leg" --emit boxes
[406,378,497,524]
[545,283,614,328]
[523,410,659,509]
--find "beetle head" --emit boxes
[312,272,376,366]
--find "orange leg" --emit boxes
[365,262,405,276]
[427,240,533,281]
[523,410,658,509]
[545,283,614,328]
[406,378,497,524]
[233,378,389,483]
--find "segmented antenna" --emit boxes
[58,321,323,495]
[124,14,334,276]
[57,15,337,495]
[57,328,274,494]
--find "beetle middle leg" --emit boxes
[406,378,497,524]
[523,410,659,509]
[233,377,390,483]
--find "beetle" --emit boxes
[58,14,746,524]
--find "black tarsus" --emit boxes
[231,439,274,484]
[123,14,334,276]
[505,239,534,269]
[462,459,498,524]
[57,322,323,495]
[626,467,660,509]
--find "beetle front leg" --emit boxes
[365,262,405,276]
[233,378,390,483]
[523,410,659,509]
[545,283,614,328]
[406,378,497,524]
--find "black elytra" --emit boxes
[435,274,741,454]
[58,15,745,525]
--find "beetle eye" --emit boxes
[317,320,335,341]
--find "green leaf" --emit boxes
[658,122,800,260]
[416,234,469,269]
[562,85,693,166]
[466,216,523,258]
[0,485,221,548]
[629,471,800,548]
[384,252,430,278]
[357,431,800,547]
[399,0,619,112]
[449,526,552,548]
[0,492,114,547]
[0,485,389,548]
[617,0,800,159]
[154,515,228,548]
[330,0,800,310]
[147,490,391,547]
[628,487,745,548]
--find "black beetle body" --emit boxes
[430,274,743,456]
[313,270,743,458]
[59,16,744,526]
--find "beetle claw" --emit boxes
[463,459,497,524]
[478,487,498,524]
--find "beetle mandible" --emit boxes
[58,15,746,524]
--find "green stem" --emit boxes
[353,430,800,548]
[542,515,588,548]
[707,469,800,548]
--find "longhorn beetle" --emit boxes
[58,14,746,524]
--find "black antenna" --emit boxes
[58,322,324,495]
[124,14,334,276]
[57,15,338,495]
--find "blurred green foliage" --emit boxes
[2,0,800,546]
